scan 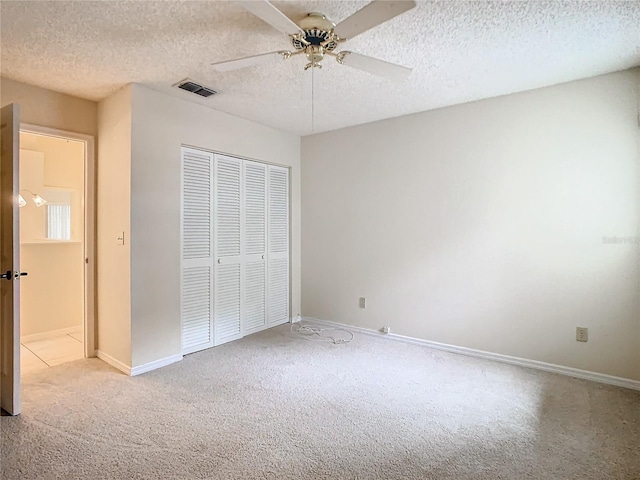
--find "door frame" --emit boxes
[20,124,96,358]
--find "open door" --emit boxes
[0,103,21,415]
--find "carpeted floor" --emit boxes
[1,323,639,479]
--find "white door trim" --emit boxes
[19,123,96,358]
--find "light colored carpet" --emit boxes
[1,323,639,479]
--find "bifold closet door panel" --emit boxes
[183,148,290,351]
[267,165,290,326]
[243,161,267,334]
[214,155,243,345]
[181,147,214,354]
[215,262,241,342]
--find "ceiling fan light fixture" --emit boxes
[32,194,47,207]
[19,189,47,207]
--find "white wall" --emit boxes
[97,86,132,367]
[302,69,640,381]
[129,85,301,368]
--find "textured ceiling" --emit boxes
[2,1,639,136]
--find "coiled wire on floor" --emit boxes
[290,322,354,345]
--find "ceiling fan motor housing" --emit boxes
[292,13,339,68]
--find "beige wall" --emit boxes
[19,134,85,337]
[301,69,640,381]
[97,86,132,366]
[20,244,84,337]
[129,84,301,368]
[1,77,97,136]
[20,134,85,242]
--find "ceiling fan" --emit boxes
[212,0,416,82]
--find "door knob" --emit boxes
[0,271,27,281]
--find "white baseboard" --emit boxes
[303,317,640,392]
[130,354,183,376]
[97,350,183,376]
[21,326,82,344]
[96,350,131,375]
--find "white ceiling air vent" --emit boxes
[174,79,217,98]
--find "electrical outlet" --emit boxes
[576,327,588,343]
[359,297,366,309]
[382,326,390,334]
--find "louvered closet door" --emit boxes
[267,165,290,325]
[181,147,214,354]
[243,161,267,334]
[214,155,243,345]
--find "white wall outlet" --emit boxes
[116,231,125,245]
[576,327,588,342]
[382,326,391,334]
[359,297,366,309]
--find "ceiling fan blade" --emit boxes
[337,52,412,82]
[333,0,416,40]
[212,51,286,72]
[234,0,303,36]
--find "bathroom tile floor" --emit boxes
[21,329,84,374]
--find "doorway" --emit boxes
[17,126,95,375]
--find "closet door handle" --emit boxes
[261,255,265,260]
[15,271,28,279]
